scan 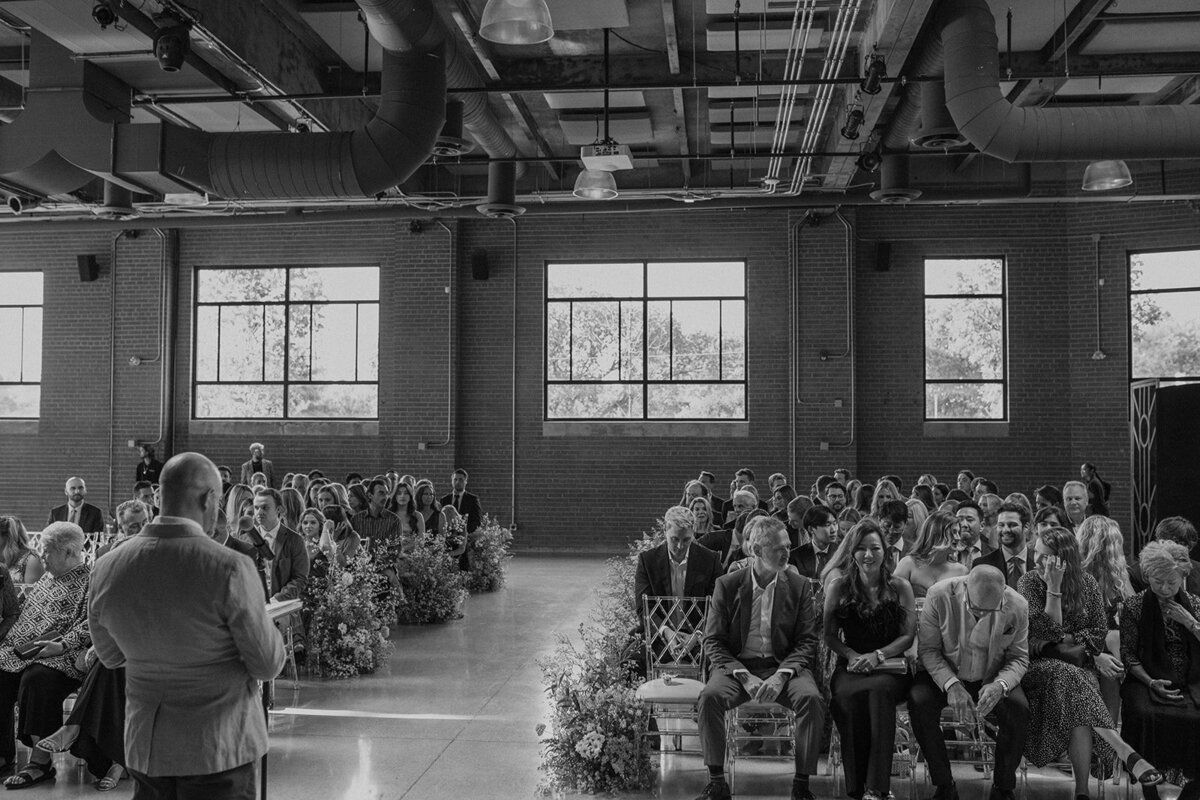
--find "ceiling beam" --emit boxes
[1041,0,1111,62]
[660,0,689,182]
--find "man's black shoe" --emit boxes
[695,780,731,800]
[791,789,816,800]
[987,787,1016,800]
[929,783,959,800]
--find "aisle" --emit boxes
[265,555,610,800]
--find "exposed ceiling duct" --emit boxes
[911,81,970,150]
[939,0,1200,162]
[869,155,922,203]
[0,76,21,125]
[881,33,943,152]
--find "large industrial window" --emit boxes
[192,266,379,419]
[545,261,746,420]
[1130,248,1200,381]
[0,272,42,419]
[924,257,1007,420]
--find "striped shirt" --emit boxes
[350,508,402,550]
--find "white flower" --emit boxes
[341,572,355,587]
[338,622,348,635]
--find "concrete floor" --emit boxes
[17,555,1185,799]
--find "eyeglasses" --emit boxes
[966,591,1002,616]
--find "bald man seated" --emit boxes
[906,567,1030,800]
[89,453,284,800]
[47,477,105,533]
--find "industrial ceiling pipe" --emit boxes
[939,0,1200,161]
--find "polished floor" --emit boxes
[18,556,1187,799]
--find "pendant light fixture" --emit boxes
[574,29,623,200]
[479,0,554,45]
[1081,160,1133,191]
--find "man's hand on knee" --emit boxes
[753,671,787,703]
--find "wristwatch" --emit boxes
[996,678,1010,697]
[875,649,886,664]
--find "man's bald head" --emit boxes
[967,565,1006,608]
[158,453,222,533]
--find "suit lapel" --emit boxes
[736,568,753,651]
[771,575,793,658]
[653,546,671,595]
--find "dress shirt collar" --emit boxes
[258,520,281,550]
[149,516,207,537]
[1002,545,1027,563]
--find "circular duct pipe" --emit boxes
[869,155,922,203]
[433,101,475,157]
[476,161,525,218]
[911,81,970,150]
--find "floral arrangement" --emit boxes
[535,523,665,794]
[306,550,394,678]
[464,514,514,593]
[395,538,468,625]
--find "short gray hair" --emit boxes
[746,515,787,549]
[662,505,695,532]
[1139,540,1192,585]
[116,499,151,522]
[733,489,757,508]
[41,522,84,557]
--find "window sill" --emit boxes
[188,419,379,437]
[0,419,38,434]
[923,421,1009,438]
[542,420,749,438]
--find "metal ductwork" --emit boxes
[911,81,970,150]
[476,161,525,218]
[882,35,943,152]
[869,155,922,203]
[939,0,1200,161]
[0,76,22,125]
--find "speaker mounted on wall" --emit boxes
[471,248,490,281]
[77,254,99,282]
[873,242,892,272]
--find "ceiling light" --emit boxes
[855,143,883,174]
[479,0,554,45]
[1081,160,1133,191]
[91,1,118,29]
[860,54,886,95]
[840,105,865,141]
[152,14,191,72]
[573,169,618,200]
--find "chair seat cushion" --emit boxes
[636,677,705,704]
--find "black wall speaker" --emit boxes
[873,242,892,272]
[471,248,489,281]
[77,254,99,282]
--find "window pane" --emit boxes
[0,272,42,305]
[672,300,720,380]
[310,304,358,381]
[197,268,285,302]
[547,383,642,419]
[22,308,41,383]
[264,306,286,381]
[289,384,377,418]
[620,301,643,380]
[925,298,1003,380]
[648,383,745,419]
[647,261,744,297]
[1131,250,1200,292]
[195,306,219,381]
[195,384,283,418]
[0,385,38,418]
[290,266,379,301]
[924,258,1003,296]
[218,306,265,381]
[647,301,671,379]
[0,308,20,381]
[547,263,642,298]
[288,305,311,381]
[926,383,1004,420]
[357,304,379,381]
[1131,289,1200,378]
[722,300,746,380]
[570,302,620,380]
[546,303,571,380]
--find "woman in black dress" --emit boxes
[824,518,916,800]
[1120,540,1200,800]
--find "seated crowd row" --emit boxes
[633,466,1197,800]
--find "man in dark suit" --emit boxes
[47,476,105,533]
[695,517,825,800]
[238,442,275,488]
[440,468,482,533]
[634,506,723,616]
[973,502,1036,590]
[790,505,838,580]
[249,488,308,603]
[698,471,728,523]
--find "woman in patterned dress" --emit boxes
[1019,527,1161,799]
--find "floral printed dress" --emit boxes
[1017,570,1116,768]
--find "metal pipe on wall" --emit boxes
[426,220,456,449]
[827,209,856,449]
[506,217,518,532]
[106,231,129,517]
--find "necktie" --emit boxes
[816,550,829,576]
[69,507,78,525]
[1007,556,1023,590]
[455,494,462,511]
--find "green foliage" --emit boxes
[464,514,513,593]
[395,539,468,625]
[305,551,394,678]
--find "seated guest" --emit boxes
[1034,505,1071,537]
[878,499,910,570]
[824,482,848,515]
[679,479,710,508]
[1076,515,1134,722]
[786,497,815,542]
[953,499,988,568]
[347,482,370,516]
[772,485,800,544]
[279,487,306,532]
[955,470,975,495]
[894,510,968,598]
[698,471,728,522]
[239,441,274,487]
[47,476,105,533]
[1035,484,1064,511]
[911,484,936,512]
[417,481,457,558]
[974,502,1037,590]
[249,472,269,489]
[132,481,159,518]
[837,507,863,543]
[791,506,838,580]
[908,566,1029,800]
[251,488,309,604]
[0,516,44,585]
[633,506,722,628]
[695,517,826,800]
[834,467,852,485]
[869,480,902,519]
[1062,480,1090,528]
[345,472,363,486]
[0,523,91,787]
[300,508,355,571]
[723,508,767,571]
[97,499,151,559]
[933,482,950,506]
[291,473,311,506]
[690,496,720,539]
[917,473,938,488]
[824,519,916,800]
[733,468,768,513]
[768,473,788,493]
[314,486,362,565]
[1018,527,1160,797]
[439,468,482,534]
[1130,516,1200,595]
[351,479,403,552]
[852,483,874,514]
[974,479,999,501]
[1120,541,1200,800]
[1003,492,1034,521]
[216,465,233,498]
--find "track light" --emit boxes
[91,1,118,29]
[840,105,865,141]
[861,54,886,95]
[855,143,883,174]
[7,196,38,215]
[152,14,191,72]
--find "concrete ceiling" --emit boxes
[0,0,1197,217]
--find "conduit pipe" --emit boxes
[765,0,820,185]
[827,209,856,449]
[939,0,1200,161]
[425,220,456,450]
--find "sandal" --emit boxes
[3,762,55,790]
[34,726,78,755]
[96,765,123,792]
[1125,752,1163,786]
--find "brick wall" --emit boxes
[0,202,1196,549]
